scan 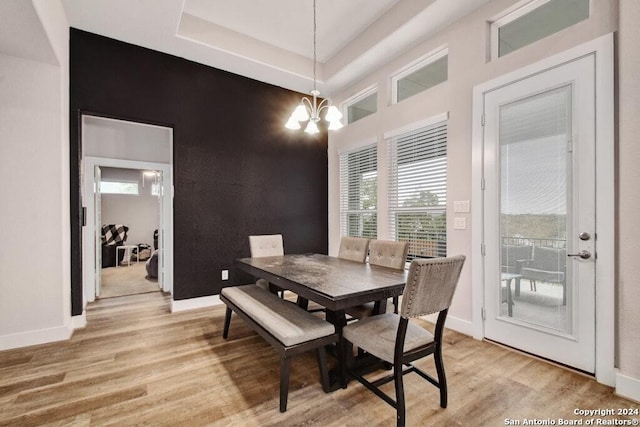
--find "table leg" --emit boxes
[372,298,388,315]
[325,309,347,391]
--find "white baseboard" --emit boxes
[420,313,473,336]
[171,295,223,312]
[616,371,640,403]
[0,324,73,351]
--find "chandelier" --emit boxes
[285,0,343,134]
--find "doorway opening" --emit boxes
[80,115,173,308]
[97,166,162,299]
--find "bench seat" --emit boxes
[222,285,334,346]
[220,284,338,412]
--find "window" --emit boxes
[100,181,139,195]
[388,119,447,259]
[393,49,448,103]
[343,87,377,124]
[491,0,590,59]
[340,143,378,239]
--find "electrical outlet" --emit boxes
[221,270,229,280]
[453,217,466,230]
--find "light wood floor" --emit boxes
[0,292,635,427]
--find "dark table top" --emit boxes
[236,253,407,312]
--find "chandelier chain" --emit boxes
[313,0,317,92]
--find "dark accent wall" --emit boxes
[69,29,328,314]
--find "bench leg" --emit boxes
[223,306,233,339]
[316,347,330,393]
[280,356,291,412]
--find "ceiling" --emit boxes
[38,0,491,95]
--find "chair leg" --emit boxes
[392,295,399,314]
[280,356,291,412]
[222,307,232,339]
[434,344,448,408]
[394,360,406,427]
[316,347,330,393]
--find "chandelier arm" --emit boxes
[316,98,331,113]
[301,97,314,111]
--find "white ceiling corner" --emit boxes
[0,0,59,65]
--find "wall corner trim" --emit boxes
[71,313,87,329]
[616,371,640,403]
[171,295,223,313]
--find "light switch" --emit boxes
[454,200,471,213]
[454,217,466,230]
[221,270,229,280]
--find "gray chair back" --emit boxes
[338,237,370,263]
[249,234,285,291]
[368,240,408,270]
[400,255,466,318]
[249,234,284,257]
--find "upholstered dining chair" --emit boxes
[343,255,466,427]
[338,236,370,263]
[345,239,408,319]
[249,234,285,295]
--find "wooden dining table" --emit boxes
[235,253,408,390]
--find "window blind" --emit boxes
[339,144,377,239]
[388,121,447,259]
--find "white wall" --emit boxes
[100,167,159,249]
[616,0,640,395]
[0,0,70,350]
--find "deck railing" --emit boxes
[501,236,566,249]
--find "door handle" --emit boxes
[568,250,591,260]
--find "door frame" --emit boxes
[82,157,174,303]
[471,33,614,385]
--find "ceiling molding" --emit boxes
[61,0,491,95]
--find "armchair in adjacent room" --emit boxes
[101,224,129,268]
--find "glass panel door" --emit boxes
[482,54,596,372]
[499,86,570,332]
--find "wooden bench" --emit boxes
[220,284,338,412]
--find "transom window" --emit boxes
[100,181,139,195]
[343,87,377,125]
[491,0,590,59]
[387,118,447,259]
[392,48,448,103]
[339,143,378,239]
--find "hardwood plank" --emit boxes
[0,292,636,426]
